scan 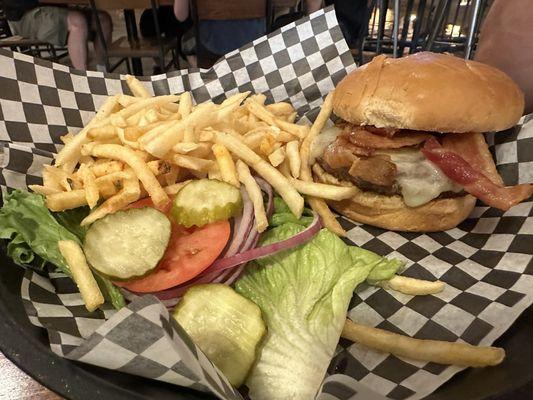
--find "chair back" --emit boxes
[195,0,268,21]
[91,0,154,10]
[0,0,12,38]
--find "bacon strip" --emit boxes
[422,138,533,211]
[443,133,503,186]
[348,128,433,149]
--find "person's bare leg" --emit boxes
[93,11,113,65]
[67,11,88,70]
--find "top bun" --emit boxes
[333,52,524,133]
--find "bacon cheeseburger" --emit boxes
[312,52,533,232]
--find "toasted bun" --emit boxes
[333,52,524,133]
[328,193,477,232]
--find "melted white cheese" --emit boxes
[378,148,463,207]
[310,126,342,164]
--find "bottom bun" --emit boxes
[329,193,477,232]
[312,165,476,232]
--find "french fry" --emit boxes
[286,111,297,123]
[44,165,71,192]
[145,108,159,123]
[117,94,139,107]
[110,114,128,128]
[79,164,99,209]
[289,178,358,201]
[125,75,151,98]
[141,102,217,158]
[162,165,180,186]
[124,126,149,141]
[275,131,298,142]
[342,319,505,367]
[84,144,169,208]
[90,160,123,177]
[221,91,250,108]
[212,143,239,187]
[296,92,344,235]
[164,180,191,195]
[81,171,141,225]
[266,102,294,115]
[309,197,345,236]
[236,160,268,233]
[42,168,64,192]
[259,134,277,156]
[382,276,445,296]
[138,120,175,145]
[97,179,119,198]
[28,185,62,195]
[275,119,308,139]
[173,142,205,154]
[183,126,195,143]
[116,127,140,149]
[248,93,266,105]
[300,92,334,178]
[60,133,74,144]
[58,240,104,312]
[268,146,286,167]
[173,154,214,173]
[147,160,172,176]
[247,101,307,139]
[163,102,181,113]
[285,141,301,178]
[179,91,192,118]
[215,131,304,218]
[243,130,267,150]
[55,95,119,169]
[79,155,95,166]
[208,166,222,180]
[46,190,87,211]
[87,125,116,140]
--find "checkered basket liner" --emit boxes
[1,6,532,400]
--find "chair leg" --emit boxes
[126,58,132,74]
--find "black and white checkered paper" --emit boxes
[1,6,532,400]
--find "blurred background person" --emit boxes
[139,3,192,74]
[474,0,533,114]
[175,0,267,68]
[3,0,112,71]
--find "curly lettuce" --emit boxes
[235,204,402,400]
[0,190,124,309]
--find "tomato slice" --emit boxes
[116,198,231,292]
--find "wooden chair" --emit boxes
[90,0,179,73]
[191,0,272,69]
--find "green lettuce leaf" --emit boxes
[0,190,77,274]
[53,206,91,240]
[0,190,124,309]
[235,221,401,400]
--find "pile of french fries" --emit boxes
[30,75,355,233]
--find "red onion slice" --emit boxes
[205,211,321,274]
[223,188,254,258]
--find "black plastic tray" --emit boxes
[1,250,532,400]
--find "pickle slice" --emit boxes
[171,179,242,227]
[83,208,171,281]
[172,284,266,387]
